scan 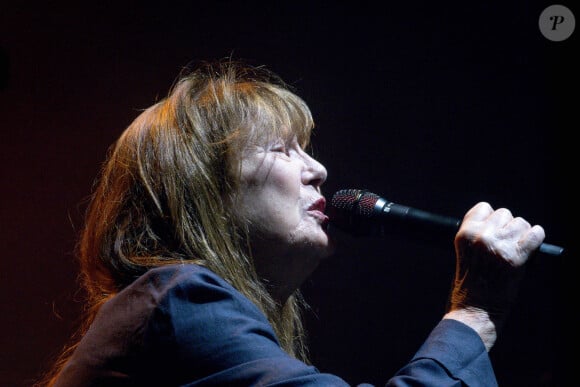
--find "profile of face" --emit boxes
[235,134,334,302]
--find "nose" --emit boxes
[301,151,327,188]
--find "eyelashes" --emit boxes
[271,143,289,155]
[268,136,303,157]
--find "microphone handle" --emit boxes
[377,199,564,256]
[538,242,564,256]
[381,201,461,229]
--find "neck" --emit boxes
[251,245,320,306]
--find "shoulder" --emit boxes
[94,264,277,365]
[134,263,234,291]
[136,263,269,323]
[100,263,268,329]
[131,263,237,299]
[84,263,271,351]
[61,264,353,385]
[104,263,249,308]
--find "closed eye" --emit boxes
[269,136,301,157]
[271,144,287,153]
[269,140,291,156]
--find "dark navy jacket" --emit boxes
[55,264,497,386]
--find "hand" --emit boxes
[444,202,545,350]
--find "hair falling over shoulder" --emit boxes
[35,59,315,386]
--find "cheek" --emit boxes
[250,160,301,208]
[259,186,301,229]
[249,185,303,238]
[238,154,303,232]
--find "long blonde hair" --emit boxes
[37,59,315,386]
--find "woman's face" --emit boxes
[235,135,334,302]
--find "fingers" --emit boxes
[462,201,494,222]
[519,224,546,256]
[458,202,546,264]
[450,202,546,337]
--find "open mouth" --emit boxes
[308,198,329,224]
[309,197,326,212]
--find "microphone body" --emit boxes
[329,189,564,256]
[374,196,460,230]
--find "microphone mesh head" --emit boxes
[331,189,379,218]
[358,192,379,217]
[329,189,383,237]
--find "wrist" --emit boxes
[444,307,497,351]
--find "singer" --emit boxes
[35,59,546,386]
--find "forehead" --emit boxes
[238,84,312,144]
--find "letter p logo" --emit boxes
[539,5,575,41]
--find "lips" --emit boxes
[308,197,326,212]
[307,197,329,224]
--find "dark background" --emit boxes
[1,2,575,386]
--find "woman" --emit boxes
[37,59,545,386]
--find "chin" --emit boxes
[320,241,336,260]
[311,233,336,260]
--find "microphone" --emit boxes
[328,188,564,256]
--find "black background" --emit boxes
[1,2,575,386]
